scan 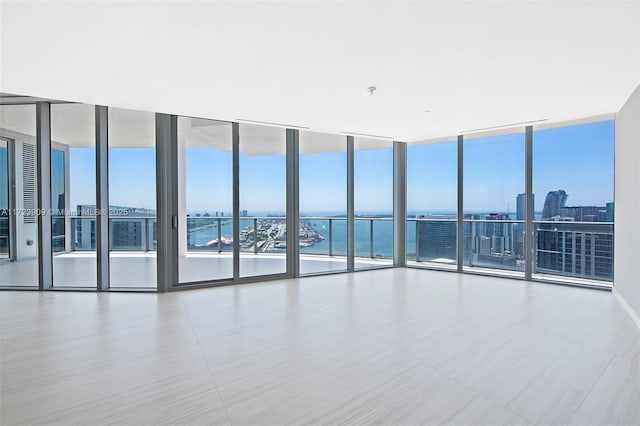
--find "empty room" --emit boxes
[1,1,639,425]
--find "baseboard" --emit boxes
[613,288,640,329]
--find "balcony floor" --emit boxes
[0,252,392,288]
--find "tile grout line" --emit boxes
[561,353,617,426]
[179,299,234,426]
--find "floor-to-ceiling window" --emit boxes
[354,137,393,269]
[239,123,287,277]
[406,139,458,269]
[0,99,616,291]
[0,105,38,287]
[108,107,157,289]
[177,117,233,284]
[299,131,347,275]
[463,130,525,275]
[533,120,614,282]
[50,104,96,288]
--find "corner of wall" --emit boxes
[613,83,640,324]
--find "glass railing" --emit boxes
[58,216,615,283]
[407,217,457,267]
[299,217,347,257]
[187,216,233,252]
[355,217,393,259]
[407,217,613,283]
[534,221,613,282]
[109,217,156,251]
[238,216,287,253]
[298,217,393,259]
[70,217,96,250]
[0,216,8,258]
[60,215,395,260]
[463,219,526,272]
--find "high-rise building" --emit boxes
[606,202,615,222]
[536,221,613,280]
[560,205,604,222]
[516,193,526,221]
[542,190,568,219]
[416,215,456,263]
[515,193,530,257]
[75,205,156,251]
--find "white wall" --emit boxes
[614,84,640,319]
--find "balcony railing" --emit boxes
[463,219,526,272]
[45,215,616,283]
[533,220,613,281]
[407,217,614,282]
[407,217,458,266]
[0,216,8,258]
[62,215,394,259]
[298,217,393,259]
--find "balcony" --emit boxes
[0,214,613,289]
[0,215,393,288]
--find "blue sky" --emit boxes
[65,120,614,215]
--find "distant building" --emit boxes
[416,215,456,263]
[515,193,530,257]
[606,202,615,222]
[76,204,156,251]
[542,190,568,219]
[560,206,604,222]
[536,221,613,280]
[516,193,526,221]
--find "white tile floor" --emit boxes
[0,252,392,288]
[1,268,638,425]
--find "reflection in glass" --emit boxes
[0,105,38,287]
[354,137,393,269]
[178,117,233,283]
[407,140,458,268]
[108,107,156,288]
[299,131,347,274]
[239,124,287,277]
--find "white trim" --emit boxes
[613,287,640,329]
[533,113,615,131]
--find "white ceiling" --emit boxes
[1,1,638,142]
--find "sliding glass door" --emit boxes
[177,117,234,284]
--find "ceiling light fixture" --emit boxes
[367,86,377,95]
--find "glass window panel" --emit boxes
[299,131,347,275]
[463,131,525,274]
[239,124,286,277]
[108,107,156,288]
[354,137,393,269]
[0,139,9,260]
[178,117,233,283]
[533,120,614,281]
[51,104,96,288]
[406,140,457,268]
[0,105,38,287]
